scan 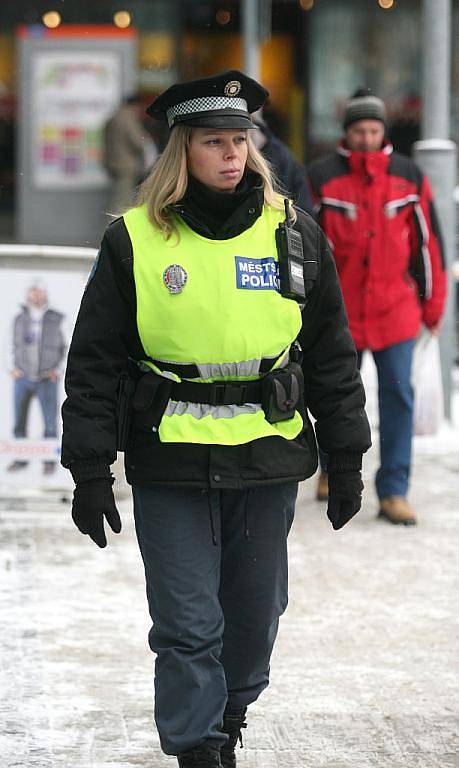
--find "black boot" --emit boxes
[178,745,222,768]
[220,708,247,768]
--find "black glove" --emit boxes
[327,470,363,530]
[71,477,122,548]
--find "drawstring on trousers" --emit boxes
[244,490,250,540]
[207,493,218,546]
[204,489,251,544]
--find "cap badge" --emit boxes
[224,80,242,97]
[163,264,188,294]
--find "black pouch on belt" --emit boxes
[132,370,173,430]
[116,373,137,451]
[261,362,304,424]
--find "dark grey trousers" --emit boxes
[132,482,297,756]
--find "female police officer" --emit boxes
[61,71,371,768]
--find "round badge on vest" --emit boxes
[163,264,188,294]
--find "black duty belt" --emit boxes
[133,372,263,412]
[130,363,303,429]
[170,379,263,407]
[148,356,280,379]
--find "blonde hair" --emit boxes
[135,125,296,239]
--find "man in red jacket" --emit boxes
[307,89,446,525]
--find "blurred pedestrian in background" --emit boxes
[103,93,157,212]
[388,94,421,158]
[307,88,446,526]
[8,281,65,475]
[251,117,313,213]
[62,71,370,768]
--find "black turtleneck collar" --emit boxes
[172,171,265,240]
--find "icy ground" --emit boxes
[0,360,458,768]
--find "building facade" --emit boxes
[0,0,458,240]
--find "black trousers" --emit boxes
[133,482,297,755]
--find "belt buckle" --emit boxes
[209,382,246,407]
[209,383,226,406]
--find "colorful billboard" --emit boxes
[32,51,121,189]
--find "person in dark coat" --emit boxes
[62,71,371,768]
[103,94,157,212]
[252,117,313,213]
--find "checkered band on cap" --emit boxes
[166,96,248,127]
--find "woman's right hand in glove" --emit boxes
[71,477,122,548]
[326,470,363,530]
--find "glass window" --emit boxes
[308,0,422,154]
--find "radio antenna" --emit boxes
[284,199,291,227]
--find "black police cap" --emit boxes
[146,70,269,130]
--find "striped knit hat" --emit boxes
[343,88,387,130]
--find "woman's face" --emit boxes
[187,128,248,193]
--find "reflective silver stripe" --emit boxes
[197,360,260,379]
[384,194,419,218]
[321,197,358,220]
[164,401,262,420]
[197,350,290,379]
[151,349,290,381]
[414,203,433,300]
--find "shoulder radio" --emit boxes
[275,199,306,302]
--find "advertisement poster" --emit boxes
[0,263,91,493]
[32,51,121,189]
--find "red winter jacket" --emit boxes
[307,142,446,351]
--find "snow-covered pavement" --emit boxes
[1,362,458,767]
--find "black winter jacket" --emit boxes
[61,179,371,488]
[262,133,313,214]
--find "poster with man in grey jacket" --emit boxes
[8,281,66,475]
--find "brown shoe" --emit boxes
[316,471,329,501]
[378,496,417,526]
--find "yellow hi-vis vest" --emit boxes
[123,203,303,445]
